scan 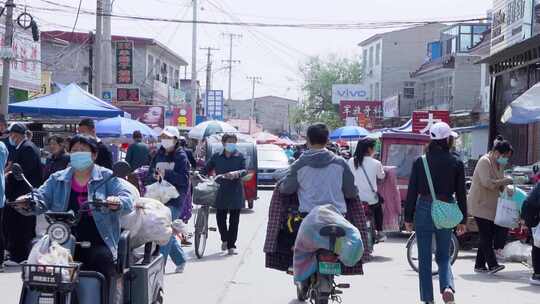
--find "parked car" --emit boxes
[257,144,290,187]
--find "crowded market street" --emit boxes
[0,190,535,304]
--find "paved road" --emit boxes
[0,189,538,303]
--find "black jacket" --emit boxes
[96,141,113,170]
[6,139,43,201]
[43,151,70,180]
[184,148,197,169]
[523,183,540,228]
[404,146,467,224]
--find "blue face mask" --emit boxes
[224,143,237,153]
[497,157,509,166]
[70,152,94,171]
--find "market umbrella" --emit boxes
[253,132,279,144]
[330,126,370,140]
[188,120,238,140]
[96,116,157,138]
[501,82,540,124]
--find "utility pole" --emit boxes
[247,76,261,134]
[88,31,94,94]
[190,0,198,126]
[102,0,113,100]
[94,0,103,99]
[200,47,219,115]
[222,33,241,101]
[0,0,15,117]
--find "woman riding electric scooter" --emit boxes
[13,135,135,293]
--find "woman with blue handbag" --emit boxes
[404,122,467,304]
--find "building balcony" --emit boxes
[410,55,455,78]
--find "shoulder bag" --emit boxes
[360,164,384,206]
[421,155,463,229]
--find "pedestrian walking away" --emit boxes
[3,123,42,266]
[348,137,386,242]
[78,118,113,170]
[468,135,514,274]
[520,174,540,285]
[149,126,190,273]
[125,130,151,170]
[205,133,247,255]
[405,122,467,304]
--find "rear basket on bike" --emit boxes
[21,262,81,293]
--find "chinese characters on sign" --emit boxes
[116,88,140,103]
[339,100,383,130]
[206,90,224,120]
[116,41,133,84]
[412,110,450,134]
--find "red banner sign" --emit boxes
[412,110,450,134]
[339,100,383,130]
[116,41,133,84]
[116,88,140,103]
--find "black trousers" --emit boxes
[533,243,540,275]
[0,208,4,264]
[474,217,500,269]
[3,205,35,263]
[216,209,241,249]
[494,225,509,250]
[75,243,116,295]
[369,203,384,232]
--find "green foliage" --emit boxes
[292,55,362,132]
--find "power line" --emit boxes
[221,32,241,101]
[70,0,83,40]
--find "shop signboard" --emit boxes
[120,105,165,133]
[167,103,193,127]
[332,84,369,104]
[491,0,534,54]
[102,91,112,102]
[116,88,140,103]
[116,41,133,84]
[206,90,224,120]
[412,110,450,134]
[0,24,41,92]
[383,95,399,118]
[339,100,383,130]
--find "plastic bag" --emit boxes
[502,240,532,263]
[533,225,540,248]
[130,198,173,248]
[192,179,220,206]
[494,195,520,229]
[28,235,73,282]
[145,180,179,204]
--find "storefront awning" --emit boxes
[477,34,540,74]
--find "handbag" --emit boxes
[360,165,385,206]
[421,155,463,230]
[494,193,520,229]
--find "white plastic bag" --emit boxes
[533,225,540,248]
[494,195,520,229]
[502,240,532,263]
[145,180,179,204]
[28,235,73,282]
[130,197,173,248]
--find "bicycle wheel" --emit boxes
[407,232,459,276]
[194,206,209,259]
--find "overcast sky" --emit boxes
[26,0,493,100]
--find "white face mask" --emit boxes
[160,139,175,150]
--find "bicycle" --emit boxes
[406,231,459,276]
[192,172,221,259]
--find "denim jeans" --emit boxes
[414,198,455,302]
[160,205,186,267]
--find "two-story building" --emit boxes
[358,23,447,116]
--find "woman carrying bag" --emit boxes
[405,122,467,304]
[468,136,514,274]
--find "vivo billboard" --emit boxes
[331,84,369,104]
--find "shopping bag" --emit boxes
[494,195,520,229]
[145,180,180,204]
[533,225,540,248]
[502,240,532,263]
[192,179,220,206]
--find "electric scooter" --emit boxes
[8,162,165,304]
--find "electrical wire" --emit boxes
[70,0,83,40]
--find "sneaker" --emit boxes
[175,263,186,273]
[530,274,540,286]
[3,260,19,267]
[474,267,489,273]
[228,248,237,255]
[442,288,455,304]
[221,242,228,251]
[488,265,505,274]
[181,239,192,247]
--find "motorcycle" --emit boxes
[9,162,165,304]
[296,225,351,304]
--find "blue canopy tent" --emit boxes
[501,82,540,124]
[330,126,370,140]
[96,116,157,139]
[8,83,124,118]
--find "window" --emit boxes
[404,87,415,99]
[369,84,374,100]
[369,46,374,68]
[362,49,368,68]
[168,68,174,87]
[161,62,168,84]
[375,43,381,66]
[155,59,161,80]
[460,34,472,52]
[174,69,180,89]
[374,82,380,100]
[147,55,154,76]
